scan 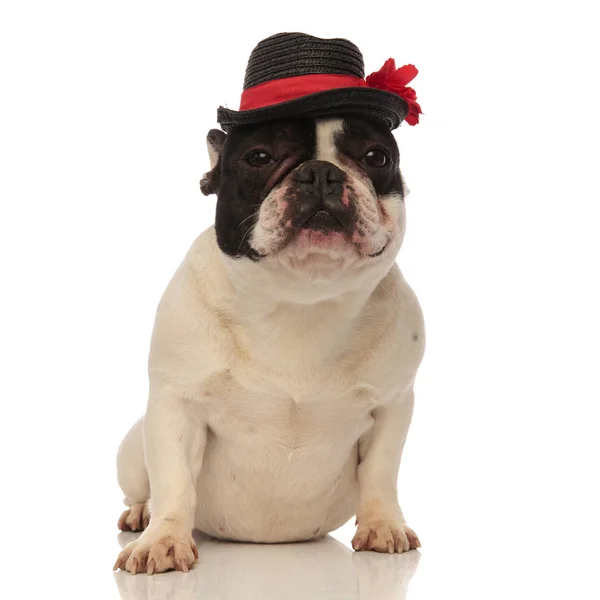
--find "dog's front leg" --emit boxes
[352,387,420,554]
[114,391,205,574]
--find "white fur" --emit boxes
[314,118,344,165]
[115,120,425,574]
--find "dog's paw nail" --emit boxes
[130,557,139,575]
[147,559,155,576]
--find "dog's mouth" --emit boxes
[248,231,388,261]
[247,247,266,261]
[299,210,346,233]
[367,244,388,258]
[248,199,390,261]
[298,211,389,257]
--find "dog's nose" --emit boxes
[293,160,345,190]
[291,161,351,231]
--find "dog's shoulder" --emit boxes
[352,264,425,394]
[148,227,234,394]
[153,226,229,322]
[380,265,425,344]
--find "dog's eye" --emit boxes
[364,148,389,168]
[245,150,273,167]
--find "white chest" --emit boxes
[198,363,379,458]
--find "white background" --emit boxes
[1,1,599,598]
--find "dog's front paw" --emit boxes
[113,521,198,575]
[352,519,420,554]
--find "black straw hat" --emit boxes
[216,33,422,132]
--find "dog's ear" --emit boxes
[200,129,227,196]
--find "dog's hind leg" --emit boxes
[116,417,151,531]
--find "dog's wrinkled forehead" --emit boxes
[212,118,402,259]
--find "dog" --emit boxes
[113,116,425,575]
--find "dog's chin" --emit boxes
[263,229,352,259]
[291,228,352,256]
[237,226,400,304]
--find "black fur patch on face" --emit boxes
[200,129,227,196]
[335,118,403,198]
[215,119,316,258]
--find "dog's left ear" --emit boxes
[200,129,227,196]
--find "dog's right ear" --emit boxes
[200,129,227,196]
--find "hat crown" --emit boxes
[243,32,365,90]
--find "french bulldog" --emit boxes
[114,117,425,575]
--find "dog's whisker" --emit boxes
[237,212,260,230]
[236,222,257,255]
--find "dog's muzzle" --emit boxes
[289,160,354,233]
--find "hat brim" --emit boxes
[216,87,408,132]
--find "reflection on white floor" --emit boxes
[114,530,420,600]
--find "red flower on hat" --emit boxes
[366,59,422,126]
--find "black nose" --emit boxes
[291,160,352,231]
[293,160,345,186]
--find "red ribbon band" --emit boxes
[240,74,368,111]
